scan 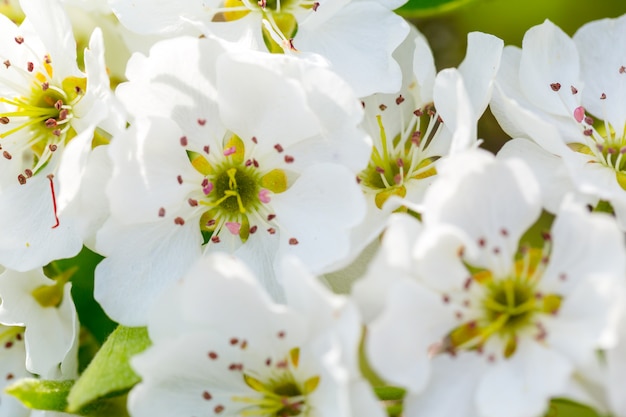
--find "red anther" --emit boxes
[379,104,387,111]
[289,238,298,245]
[312,1,319,10]
[27,62,33,72]
[203,145,210,154]
[0,117,9,124]
[274,144,284,153]
[197,118,206,126]
[180,136,188,146]
[14,36,24,44]
[550,82,561,91]
[158,207,166,217]
[395,95,405,105]
[570,85,578,94]
[174,217,185,225]
[284,155,294,163]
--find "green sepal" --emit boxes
[5,378,74,412]
[373,386,406,401]
[66,326,151,412]
[396,0,477,17]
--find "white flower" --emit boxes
[491,16,626,229]
[355,150,626,417]
[0,0,121,269]
[128,253,383,417]
[327,29,502,273]
[0,268,78,378]
[96,36,369,325]
[108,0,410,96]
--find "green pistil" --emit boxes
[482,278,536,334]
[213,167,258,214]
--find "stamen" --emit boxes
[48,174,59,228]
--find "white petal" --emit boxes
[476,340,572,417]
[458,32,503,118]
[94,218,202,326]
[0,176,82,270]
[574,14,626,130]
[519,20,581,117]
[0,269,76,376]
[433,68,475,153]
[367,280,455,393]
[118,36,226,146]
[216,51,323,153]
[271,163,366,273]
[296,0,409,96]
[403,352,485,417]
[497,138,576,213]
[20,0,79,77]
[411,32,436,105]
[109,0,209,35]
[423,151,541,276]
[351,213,422,322]
[107,117,202,224]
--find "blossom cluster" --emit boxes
[0,1,624,417]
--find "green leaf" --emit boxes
[66,326,151,413]
[396,0,478,18]
[5,378,74,412]
[53,246,117,344]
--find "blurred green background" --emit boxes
[403,0,626,151]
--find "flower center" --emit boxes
[446,247,562,358]
[234,348,320,417]
[0,54,86,182]
[181,134,289,244]
[358,104,441,209]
